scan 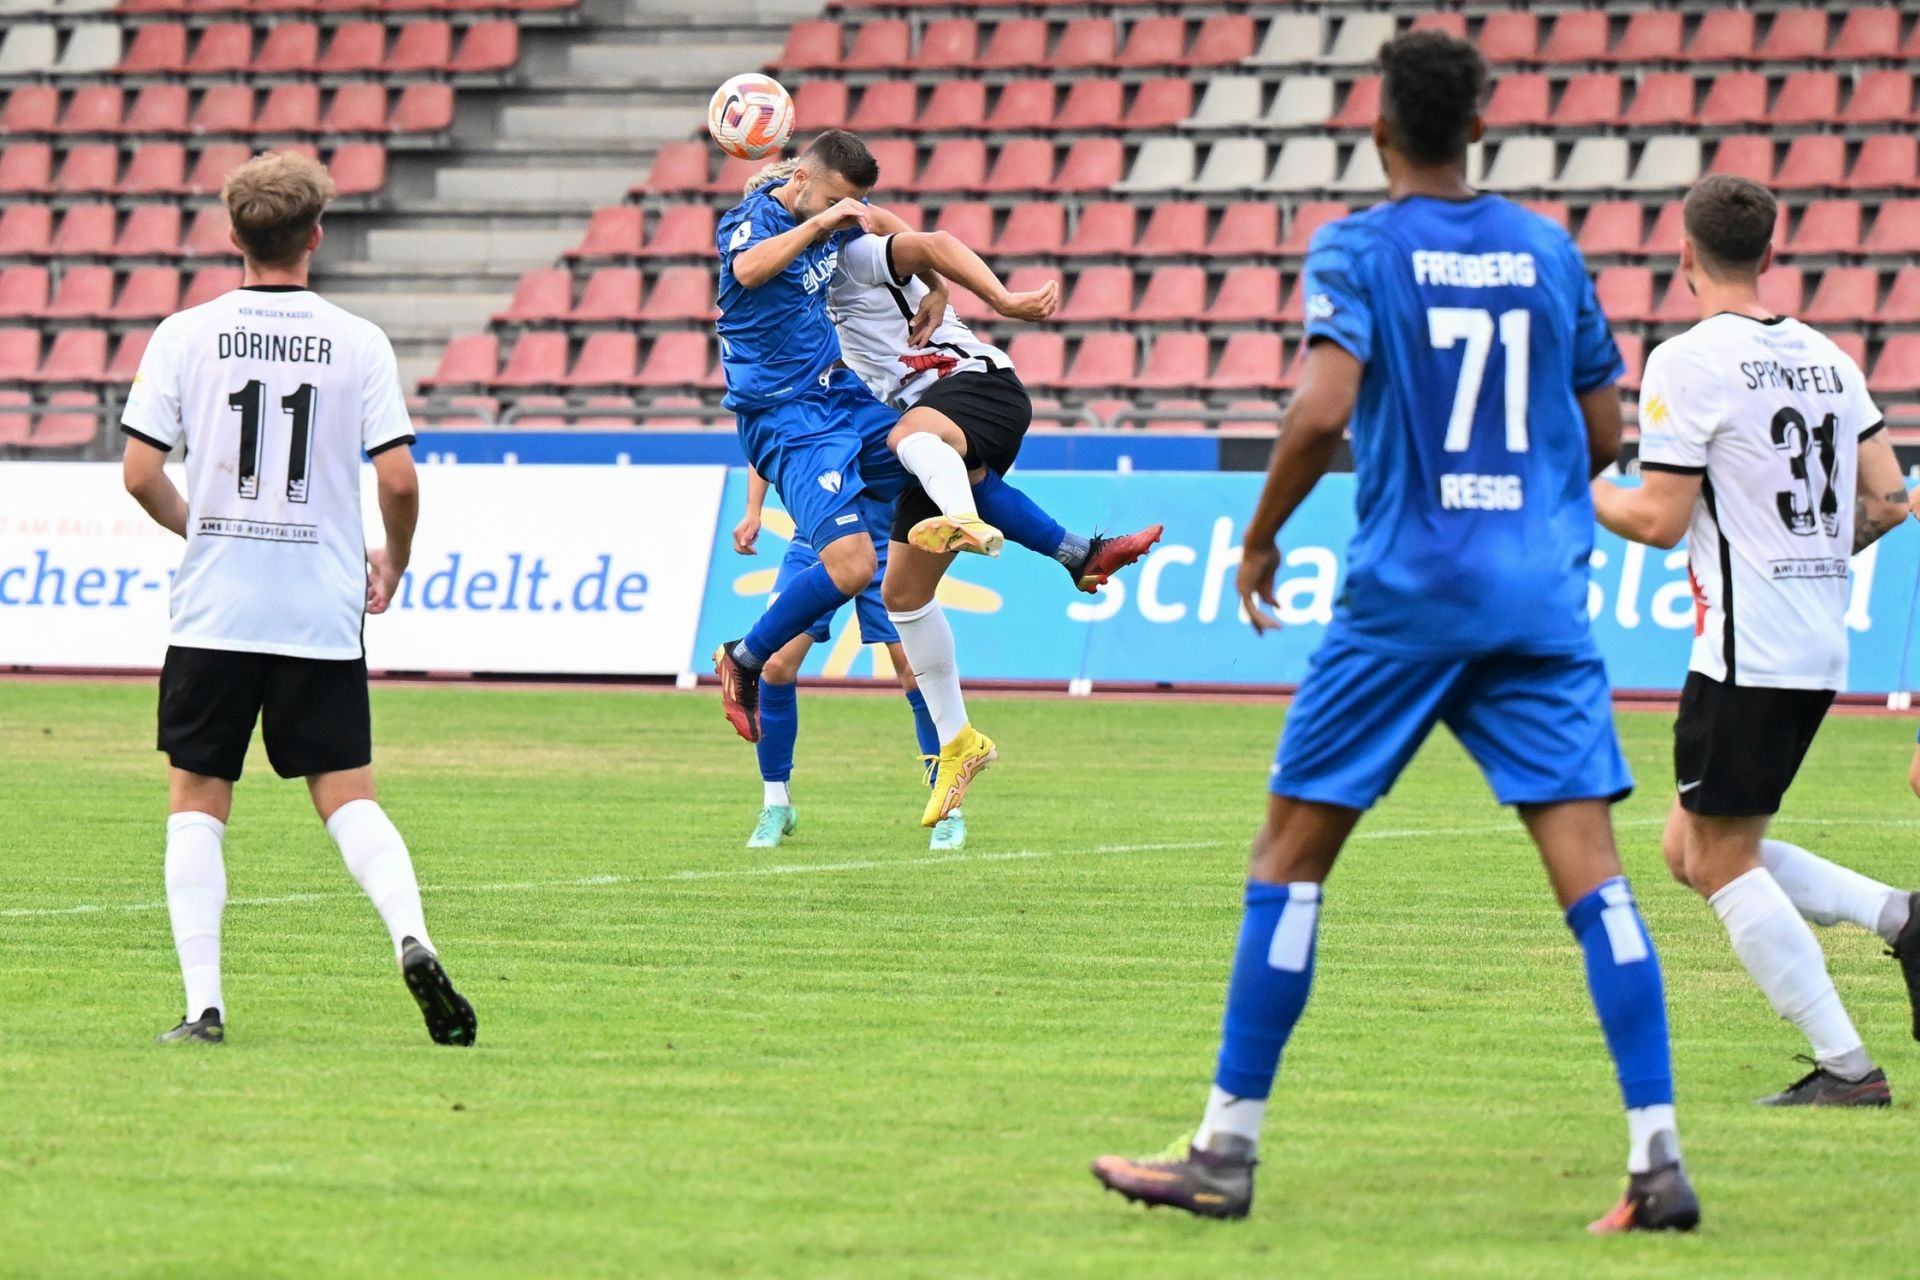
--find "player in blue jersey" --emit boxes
[1091,32,1698,1234]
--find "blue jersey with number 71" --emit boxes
[1302,192,1625,659]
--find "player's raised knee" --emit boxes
[818,532,877,595]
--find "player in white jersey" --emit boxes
[1594,175,1920,1103]
[120,152,475,1048]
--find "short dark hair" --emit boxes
[1377,31,1489,166]
[1683,175,1776,277]
[803,129,879,189]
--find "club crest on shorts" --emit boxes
[818,470,843,494]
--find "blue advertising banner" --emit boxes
[695,470,1920,694]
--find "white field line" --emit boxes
[4,813,1915,921]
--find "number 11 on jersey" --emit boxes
[229,380,318,503]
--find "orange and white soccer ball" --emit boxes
[707,74,796,161]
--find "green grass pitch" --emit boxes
[5,679,1920,1278]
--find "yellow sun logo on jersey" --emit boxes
[732,505,1002,678]
[1640,394,1670,428]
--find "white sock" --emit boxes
[1760,839,1908,943]
[889,601,968,743]
[764,780,790,807]
[166,812,227,1020]
[1710,867,1871,1076]
[1196,1084,1266,1154]
[895,432,978,521]
[326,799,431,962]
[1625,1104,1678,1174]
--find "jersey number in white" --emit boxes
[1428,307,1531,453]
[1771,407,1839,537]
[229,380,317,504]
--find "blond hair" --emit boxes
[744,158,800,197]
[222,151,338,269]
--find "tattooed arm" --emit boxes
[1853,429,1909,553]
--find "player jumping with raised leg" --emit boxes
[121,152,474,1048]
[1090,33,1696,1232]
[1593,175,1920,1103]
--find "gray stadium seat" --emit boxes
[1264,76,1335,129]
[1262,137,1339,193]
[1482,138,1558,192]
[1325,14,1397,66]
[55,24,121,75]
[1116,138,1196,192]
[1623,137,1702,191]
[1248,15,1325,68]
[1332,143,1387,193]
[1184,76,1264,130]
[1555,138,1631,191]
[1193,137,1270,191]
[0,24,57,76]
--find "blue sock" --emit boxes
[971,470,1067,560]
[1566,878,1675,1109]
[741,562,850,664]
[755,680,798,786]
[905,687,939,786]
[1213,881,1321,1099]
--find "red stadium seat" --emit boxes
[637,266,716,322]
[0,328,40,382]
[641,205,715,258]
[1003,332,1064,388]
[493,267,572,322]
[1557,75,1623,128]
[0,266,50,319]
[1540,12,1609,63]
[1135,331,1210,390]
[976,19,1045,72]
[0,392,28,447]
[449,22,518,74]
[1801,267,1877,325]
[256,23,319,74]
[1709,135,1776,184]
[1865,200,1920,254]
[1652,273,1696,325]
[1055,19,1118,70]
[1771,72,1841,127]
[634,331,708,387]
[181,266,241,308]
[318,22,386,75]
[1851,135,1919,189]
[1881,268,1920,324]
[1056,79,1123,131]
[917,19,977,71]
[567,206,641,260]
[121,86,189,136]
[1758,266,1803,318]
[1699,73,1769,127]
[1833,8,1902,61]
[1060,333,1138,389]
[1125,78,1193,130]
[181,206,237,258]
[60,86,123,135]
[1840,71,1915,126]
[190,86,254,136]
[50,204,116,257]
[1330,77,1379,129]
[0,206,52,257]
[115,205,181,257]
[1756,9,1828,61]
[644,142,709,196]
[1058,265,1134,322]
[1061,202,1135,258]
[187,23,252,75]
[28,392,101,450]
[1484,74,1551,128]
[1577,202,1644,257]
[3,86,59,135]
[843,20,910,71]
[1053,139,1123,192]
[1686,11,1755,61]
[1595,266,1654,323]
[1113,17,1184,68]
[1621,73,1695,128]
[324,85,389,135]
[1609,11,1683,63]
[116,266,180,321]
[421,333,498,388]
[1207,333,1284,390]
[56,145,121,196]
[1787,200,1863,255]
[860,139,915,192]
[986,80,1054,131]
[328,144,386,196]
[1278,273,1307,323]
[921,80,985,132]
[1409,14,1467,39]
[848,81,916,134]
[492,332,570,388]
[0,146,54,196]
[1774,135,1844,189]
[390,21,454,74]
[933,200,993,250]
[32,330,106,379]
[1829,333,1868,369]
[42,266,115,319]
[1278,202,1345,256]
[1642,201,1686,256]
[1187,16,1254,66]
[184,144,249,196]
[994,202,1062,255]
[1478,13,1540,64]
[256,85,321,135]
[1133,265,1205,322]
[571,267,644,323]
[1212,265,1283,324]
[791,81,848,133]
[1139,202,1209,256]
[776,20,842,71]
[119,24,189,74]
[392,83,453,135]
[563,332,639,387]
[919,138,988,193]
[1870,336,1920,394]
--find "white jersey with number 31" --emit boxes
[1636,313,1884,691]
[122,286,415,660]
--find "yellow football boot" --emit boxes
[908,513,1004,557]
[921,724,997,827]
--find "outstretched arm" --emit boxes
[1591,469,1701,550]
[733,199,870,289]
[885,231,1059,322]
[734,468,769,555]
[122,435,186,537]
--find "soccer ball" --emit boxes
[708,74,795,161]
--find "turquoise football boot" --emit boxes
[929,808,966,851]
[747,805,797,849]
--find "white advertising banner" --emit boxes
[0,462,726,675]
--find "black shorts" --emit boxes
[157,645,372,782]
[891,366,1033,545]
[1673,672,1833,816]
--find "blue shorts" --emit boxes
[1272,634,1633,810]
[773,497,898,645]
[735,370,907,551]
